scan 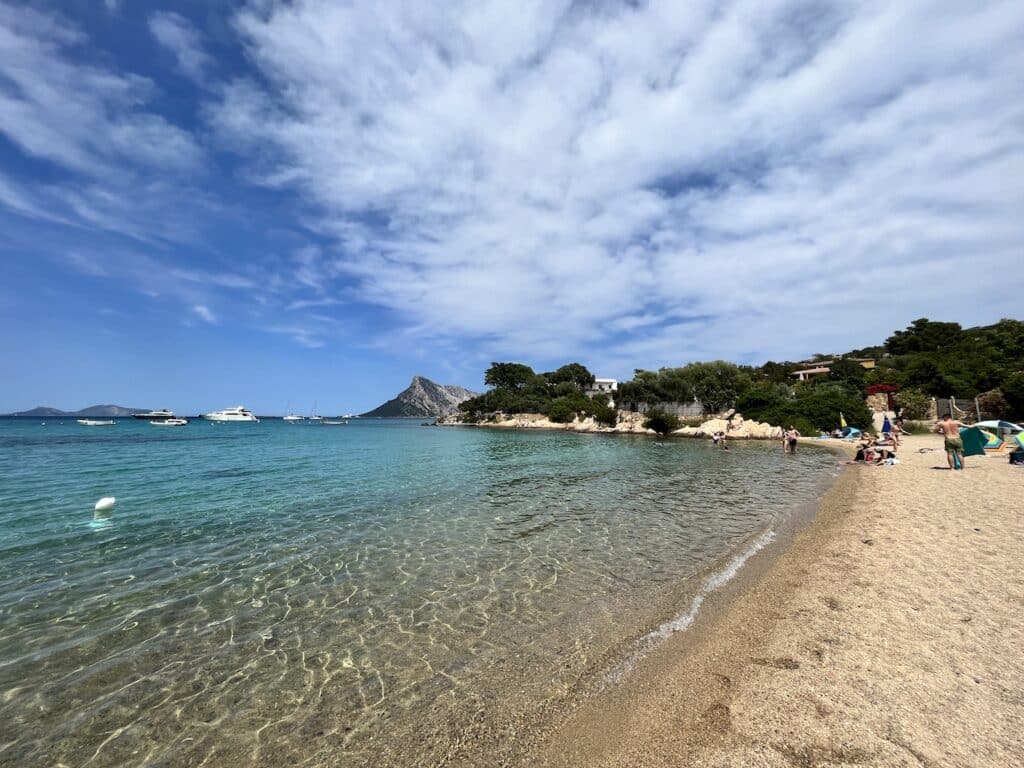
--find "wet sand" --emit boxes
[525,434,1024,767]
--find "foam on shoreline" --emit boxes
[601,527,777,688]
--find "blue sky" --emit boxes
[1,0,1022,414]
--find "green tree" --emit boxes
[686,361,750,414]
[643,408,679,435]
[545,363,595,390]
[548,398,577,423]
[999,372,1024,421]
[828,358,867,387]
[484,362,536,391]
[886,318,963,355]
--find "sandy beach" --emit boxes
[524,434,1024,767]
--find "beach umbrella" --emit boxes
[979,429,1004,451]
[974,420,1024,434]
[882,415,892,434]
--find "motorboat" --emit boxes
[341,413,355,419]
[322,419,348,426]
[77,419,116,426]
[151,418,188,426]
[132,409,176,421]
[203,406,259,423]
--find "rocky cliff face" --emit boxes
[360,376,478,418]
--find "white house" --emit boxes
[586,378,618,407]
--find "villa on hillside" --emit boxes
[586,378,618,407]
[791,359,876,381]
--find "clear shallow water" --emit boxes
[0,418,834,766]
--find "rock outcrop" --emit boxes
[362,376,478,418]
[438,411,784,439]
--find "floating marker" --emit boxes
[95,497,116,512]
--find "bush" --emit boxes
[903,420,934,435]
[894,388,931,420]
[644,408,679,434]
[547,398,577,423]
[977,388,1010,420]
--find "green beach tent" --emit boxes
[958,426,988,457]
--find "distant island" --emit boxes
[2,405,149,418]
[360,376,477,418]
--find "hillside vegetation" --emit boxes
[459,318,1024,432]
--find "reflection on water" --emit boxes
[0,419,833,766]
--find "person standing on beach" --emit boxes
[936,414,965,469]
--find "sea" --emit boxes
[0,417,836,766]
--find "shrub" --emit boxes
[547,398,577,423]
[644,408,679,434]
[977,388,1010,420]
[903,420,934,435]
[894,388,931,420]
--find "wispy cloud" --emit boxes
[148,11,211,82]
[210,0,1023,369]
[192,304,217,324]
[0,4,206,242]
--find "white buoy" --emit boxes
[95,497,116,512]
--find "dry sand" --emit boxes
[524,434,1024,767]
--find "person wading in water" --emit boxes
[783,426,800,454]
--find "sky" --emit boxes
[1,0,1022,414]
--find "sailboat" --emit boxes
[307,401,323,422]
[282,402,303,422]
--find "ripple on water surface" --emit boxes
[0,418,834,766]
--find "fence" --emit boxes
[934,397,987,423]
[620,400,706,418]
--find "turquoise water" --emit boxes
[0,418,834,766]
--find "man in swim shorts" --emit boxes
[936,414,965,470]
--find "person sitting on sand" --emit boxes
[936,414,965,470]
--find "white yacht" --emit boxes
[203,406,259,423]
[77,419,116,426]
[132,409,176,421]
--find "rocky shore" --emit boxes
[435,411,784,439]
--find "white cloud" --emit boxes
[210,0,1024,371]
[0,4,206,241]
[148,11,211,82]
[192,304,217,324]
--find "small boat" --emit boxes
[322,419,348,426]
[283,414,304,422]
[342,413,355,419]
[203,406,259,422]
[151,418,188,426]
[78,419,116,426]
[133,409,176,421]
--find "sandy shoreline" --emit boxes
[514,434,1024,767]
